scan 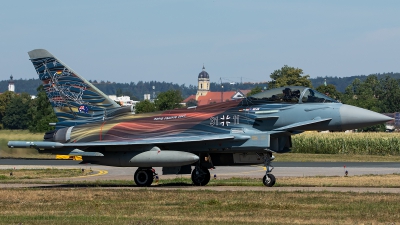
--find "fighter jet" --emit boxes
[8,49,392,187]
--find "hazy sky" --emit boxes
[1,1,399,86]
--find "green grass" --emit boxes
[3,170,400,188]
[0,130,45,158]
[276,153,400,162]
[0,189,399,224]
[292,132,400,155]
[0,168,92,180]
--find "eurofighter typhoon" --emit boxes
[8,49,392,187]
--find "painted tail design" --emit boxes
[28,49,123,128]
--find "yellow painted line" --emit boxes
[252,165,267,170]
[74,169,108,178]
[44,169,109,180]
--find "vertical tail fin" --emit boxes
[28,49,121,126]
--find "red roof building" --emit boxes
[182,65,250,106]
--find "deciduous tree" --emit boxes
[27,85,57,132]
[316,84,341,101]
[247,86,263,96]
[268,65,312,89]
[135,100,156,114]
[2,93,32,129]
[154,89,184,111]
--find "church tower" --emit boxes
[8,75,15,92]
[196,65,210,97]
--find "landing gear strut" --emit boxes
[262,152,276,187]
[191,153,213,186]
[134,167,154,187]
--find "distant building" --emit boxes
[144,94,151,100]
[196,65,210,97]
[108,95,138,106]
[8,75,15,92]
[0,75,36,99]
[183,65,250,106]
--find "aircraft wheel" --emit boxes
[134,168,154,187]
[191,167,210,186]
[263,174,276,187]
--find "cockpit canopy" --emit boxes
[248,86,338,103]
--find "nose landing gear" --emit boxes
[263,173,276,187]
[262,152,276,187]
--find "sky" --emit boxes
[1,1,400,86]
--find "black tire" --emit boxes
[134,169,154,187]
[262,174,276,187]
[191,167,210,186]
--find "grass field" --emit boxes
[292,132,400,155]
[0,189,399,224]
[275,153,400,162]
[0,168,91,180]
[1,169,400,224]
[0,130,45,158]
[2,168,400,188]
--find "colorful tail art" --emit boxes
[28,49,122,128]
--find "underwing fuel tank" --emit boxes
[129,150,199,167]
[82,149,199,167]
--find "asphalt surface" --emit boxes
[1,159,400,179]
[2,159,400,168]
[1,159,400,193]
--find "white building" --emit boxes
[108,95,138,106]
[8,75,14,92]
[144,94,151,100]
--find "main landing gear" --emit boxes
[191,153,213,186]
[134,167,157,187]
[262,152,276,187]
[191,166,210,186]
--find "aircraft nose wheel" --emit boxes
[263,174,276,187]
[191,166,210,186]
[134,168,154,187]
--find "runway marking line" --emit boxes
[39,169,108,180]
[75,169,108,178]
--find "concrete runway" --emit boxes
[1,159,399,181]
[2,159,400,192]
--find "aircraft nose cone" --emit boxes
[340,105,392,130]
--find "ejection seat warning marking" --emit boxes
[154,114,186,121]
[210,115,239,126]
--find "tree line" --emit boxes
[0,65,398,132]
[2,73,400,98]
[0,86,186,132]
[0,86,57,132]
